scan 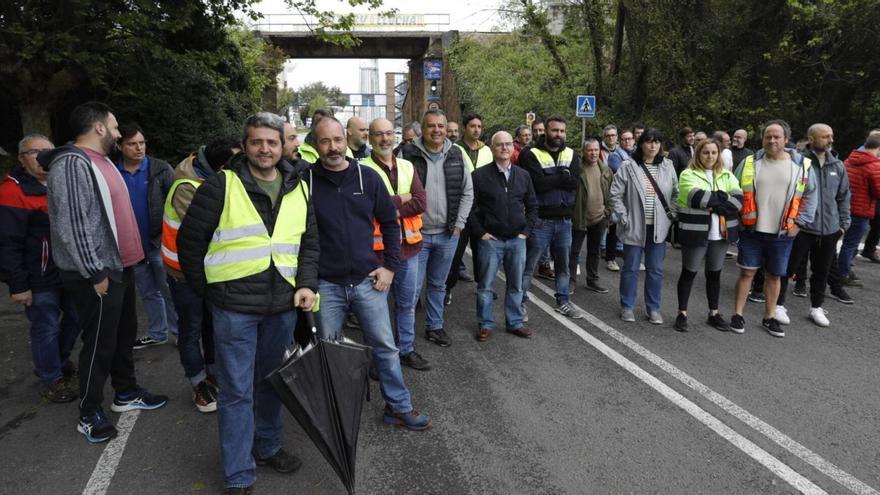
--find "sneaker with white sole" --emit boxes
[111,387,169,412]
[555,302,584,319]
[77,409,118,444]
[193,380,217,413]
[762,318,785,338]
[606,260,620,272]
[133,336,168,350]
[620,308,635,322]
[774,305,790,325]
[809,307,830,327]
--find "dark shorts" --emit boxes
[736,230,795,277]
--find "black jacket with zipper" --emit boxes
[176,154,320,315]
[468,162,538,240]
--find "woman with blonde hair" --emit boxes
[674,138,743,332]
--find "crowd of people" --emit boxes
[2,100,879,494]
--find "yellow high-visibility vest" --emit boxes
[455,143,493,172]
[739,154,811,231]
[360,156,424,248]
[204,170,308,287]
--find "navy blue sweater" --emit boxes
[306,158,400,285]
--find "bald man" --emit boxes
[774,123,850,328]
[469,131,538,341]
[346,116,370,159]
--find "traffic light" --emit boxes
[429,81,438,95]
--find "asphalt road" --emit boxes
[1,248,879,495]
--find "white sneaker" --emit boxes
[809,307,830,327]
[606,260,620,271]
[774,305,791,325]
[639,263,646,271]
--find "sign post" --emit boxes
[576,95,596,145]
[526,111,536,126]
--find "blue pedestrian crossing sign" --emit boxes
[576,95,596,118]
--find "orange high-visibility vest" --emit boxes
[739,154,811,231]
[360,156,423,251]
[161,178,202,271]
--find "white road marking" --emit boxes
[82,410,140,495]
[526,292,826,493]
[528,277,879,495]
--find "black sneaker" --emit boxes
[730,314,745,334]
[425,329,451,347]
[830,288,855,305]
[132,336,167,350]
[344,313,360,329]
[256,448,303,474]
[842,272,863,287]
[78,409,118,444]
[585,281,609,294]
[110,387,168,412]
[400,351,431,371]
[707,313,731,332]
[861,251,880,263]
[762,318,785,338]
[747,291,765,303]
[458,270,474,282]
[673,313,688,332]
[792,280,808,298]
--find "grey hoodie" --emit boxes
[40,144,124,283]
[408,137,473,234]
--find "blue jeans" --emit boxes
[168,276,208,386]
[317,278,412,413]
[838,215,870,276]
[416,231,459,330]
[134,246,178,339]
[524,218,573,305]
[391,255,419,355]
[25,288,80,384]
[477,237,527,330]
[620,226,667,312]
[212,307,295,488]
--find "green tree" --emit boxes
[280,82,349,123]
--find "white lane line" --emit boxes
[82,410,140,495]
[524,293,826,493]
[528,278,879,495]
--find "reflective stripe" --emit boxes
[678,223,709,231]
[271,243,300,255]
[161,245,178,262]
[678,207,710,216]
[204,245,272,266]
[164,216,181,229]
[727,219,739,227]
[276,265,298,279]
[212,223,268,243]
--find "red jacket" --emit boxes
[844,150,880,218]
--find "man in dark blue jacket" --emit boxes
[0,134,80,402]
[470,131,538,342]
[307,117,431,431]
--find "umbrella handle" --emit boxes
[304,310,319,343]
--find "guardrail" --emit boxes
[252,13,451,33]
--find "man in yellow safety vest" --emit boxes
[177,112,320,493]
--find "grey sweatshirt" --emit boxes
[411,137,473,234]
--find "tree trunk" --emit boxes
[611,1,627,76]
[20,100,53,139]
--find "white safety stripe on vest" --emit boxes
[679,207,711,216]
[275,265,298,279]
[211,223,268,243]
[271,243,301,255]
[204,245,272,266]
[164,215,181,229]
[161,245,179,262]
[679,223,710,231]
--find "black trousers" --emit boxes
[446,225,481,292]
[778,231,841,308]
[570,220,606,284]
[65,268,139,415]
[605,223,619,261]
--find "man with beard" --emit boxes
[283,122,300,162]
[512,125,531,165]
[730,129,753,170]
[177,112,320,492]
[446,121,460,142]
[42,102,168,444]
[361,118,429,370]
[519,116,584,319]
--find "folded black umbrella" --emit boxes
[268,311,372,494]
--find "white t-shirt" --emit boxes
[705,169,722,241]
[721,149,733,171]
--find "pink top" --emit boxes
[81,147,145,268]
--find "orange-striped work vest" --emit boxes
[739,154,811,231]
[360,156,423,251]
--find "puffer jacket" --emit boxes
[844,149,880,219]
[176,154,320,315]
[144,156,174,245]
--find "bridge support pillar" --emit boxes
[402,31,460,127]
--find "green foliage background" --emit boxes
[450,0,880,152]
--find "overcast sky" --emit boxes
[252,0,511,94]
